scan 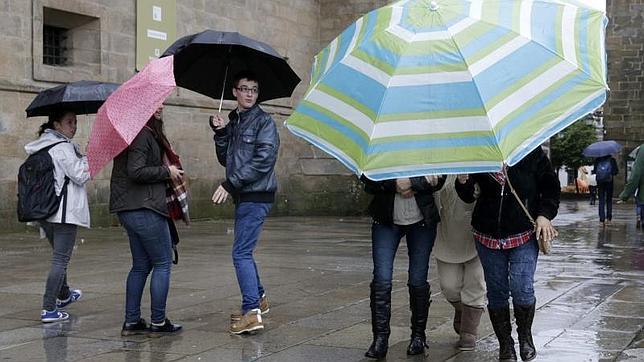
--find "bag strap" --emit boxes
[503,167,536,228]
[60,176,70,224]
[45,141,71,223]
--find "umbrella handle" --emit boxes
[218,64,229,113]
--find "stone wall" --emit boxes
[0,0,370,232]
[604,0,644,189]
[2,0,639,231]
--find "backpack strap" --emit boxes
[39,140,68,154]
[42,140,71,223]
[60,176,70,224]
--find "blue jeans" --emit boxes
[40,222,77,311]
[598,181,614,222]
[233,202,272,313]
[118,209,173,324]
[475,238,539,309]
[371,221,436,287]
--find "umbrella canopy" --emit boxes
[285,0,609,180]
[87,56,176,177]
[629,146,640,159]
[160,30,300,103]
[583,140,623,158]
[26,80,120,117]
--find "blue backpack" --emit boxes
[595,158,613,183]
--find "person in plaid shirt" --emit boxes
[455,146,560,362]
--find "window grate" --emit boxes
[43,25,68,65]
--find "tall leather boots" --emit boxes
[458,304,484,351]
[407,283,431,355]
[488,307,518,361]
[365,282,392,359]
[514,303,537,361]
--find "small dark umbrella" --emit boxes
[26,80,120,117]
[161,30,300,110]
[582,140,623,158]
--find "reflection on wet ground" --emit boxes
[0,200,642,361]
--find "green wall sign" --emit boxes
[136,0,176,71]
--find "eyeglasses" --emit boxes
[235,86,259,95]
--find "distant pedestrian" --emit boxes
[209,71,279,335]
[455,147,560,362]
[593,155,619,226]
[587,166,598,205]
[360,174,445,359]
[24,110,90,323]
[110,106,184,336]
[619,143,644,229]
[434,175,486,351]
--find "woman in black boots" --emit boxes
[455,147,560,361]
[360,174,445,359]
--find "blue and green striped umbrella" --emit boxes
[285,0,608,180]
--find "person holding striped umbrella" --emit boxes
[455,147,560,361]
[361,174,445,358]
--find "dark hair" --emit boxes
[232,70,259,88]
[37,109,72,136]
[146,114,172,151]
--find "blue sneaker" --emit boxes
[41,309,69,323]
[56,289,82,309]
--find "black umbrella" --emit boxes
[26,80,120,117]
[161,30,300,109]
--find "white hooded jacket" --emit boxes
[24,129,91,228]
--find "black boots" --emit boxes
[488,307,517,361]
[514,303,537,361]
[365,282,392,359]
[406,283,430,355]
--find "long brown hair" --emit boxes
[146,114,172,151]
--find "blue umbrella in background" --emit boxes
[583,140,623,158]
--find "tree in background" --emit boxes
[550,116,597,192]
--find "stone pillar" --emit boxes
[604,0,644,190]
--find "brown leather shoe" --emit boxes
[229,309,264,334]
[231,294,269,321]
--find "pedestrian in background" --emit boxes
[593,154,619,226]
[110,106,184,336]
[587,166,598,205]
[433,175,486,351]
[210,71,279,335]
[455,147,560,362]
[25,110,90,323]
[360,174,445,359]
[619,144,644,229]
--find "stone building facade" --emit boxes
[604,0,644,189]
[0,0,642,231]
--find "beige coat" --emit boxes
[433,175,477,263]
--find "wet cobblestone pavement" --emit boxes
[0,200,642,361]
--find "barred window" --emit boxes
[43,25,68,66]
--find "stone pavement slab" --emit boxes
[0,200,642,361]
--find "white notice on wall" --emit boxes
[153,6,162,21]
[147,29,167,40]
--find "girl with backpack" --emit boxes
[24,110,90,323]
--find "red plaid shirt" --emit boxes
[473,229,533,250]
